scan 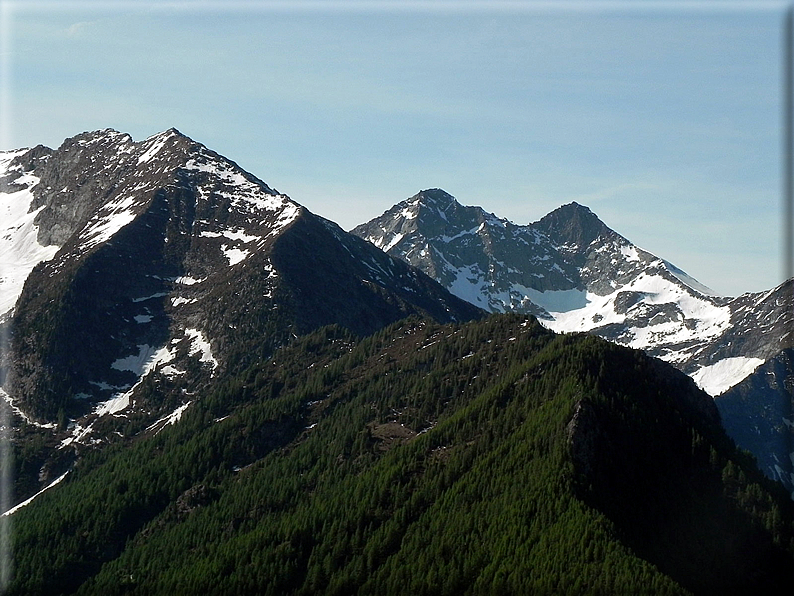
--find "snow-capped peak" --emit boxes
[353,190,786,397]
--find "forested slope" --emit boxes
[8,314,794,595]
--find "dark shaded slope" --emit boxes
[7,187,187,421]
[565,341,793,595]
[270,213,484,339]
[534,201,620,252]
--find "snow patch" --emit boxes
[399,206,417,220]
[185,328,218,370]
[200,229,260,243]
[184,156,300,224]
[221,244,249,266]
[137,130,175,164]
[0,171,60,319]
[620,244,640,262]
[174,276,206,285]
[693,357,765,396]
[171,296,197,306]
[111,344,171,375]
[542,291,626,332]
[160,365,185,377]
[76,193,139,252]
[59,421,95,449]
[383,232,405,252]
[539,273,731,352]
[97,344,176,416]
[146,401,191,435]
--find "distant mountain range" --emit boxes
[0,129,792,594]
[352,189,790,386]
[354,189,793,492]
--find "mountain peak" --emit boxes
[411,188,457,207]
[535,201,617,248]
[63,128,192,150]
[403,188,462,221]
[144,127,194,145]
[60,128,133,150]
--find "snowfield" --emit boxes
[0,157,60,319]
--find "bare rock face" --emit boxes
[566,400,603,482]
[30,130,137,246]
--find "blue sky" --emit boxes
[0,0,787,296]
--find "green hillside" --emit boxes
[7,314,794,595]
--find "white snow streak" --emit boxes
[137,130,175,165]
[1,471,69,517]
[200,229,260,243]
[146,402,191,435]
[383,232,405,252]
[97,344,176,416]
[76,193,138,252]
[174,276,206,285]
[171,296,197,306]
[0,387,56,429]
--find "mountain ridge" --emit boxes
[353,188,788,382]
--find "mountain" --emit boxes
[6,315,794,595]
[353,189,794,493]
[2,131,793,594]
[0,129,481,499]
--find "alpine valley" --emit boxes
[0,129,793,595]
